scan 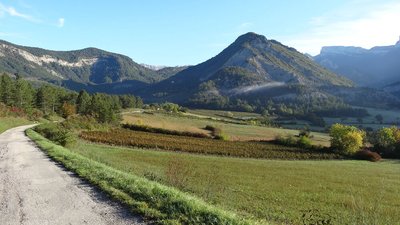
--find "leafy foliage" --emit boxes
[372,126,400,158]
[329,124,365,154]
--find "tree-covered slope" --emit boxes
[0,40,164,85]
[146,32,352,103]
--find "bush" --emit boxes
[372,126,400,158]
[354,150,382,162]
[204,125,229,140]
[61,115,104,131]
[297,136,312,148]
[34,123,76,147]
[329,124,365,155]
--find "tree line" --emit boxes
[0,73,143,123]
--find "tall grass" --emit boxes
[27,129,255,225]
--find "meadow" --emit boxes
[70,139,400,225]
[0,117,31,134]
[122,111,331,146]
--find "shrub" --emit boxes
[373,126,400,158]
[276,135,297,146]
[354,150,382,162]
[61,102,76,118]
[329,124,365,155]
[204,125,229,140]
[34,123,76,147]
[297,136,312,148]
[61,115,104,131]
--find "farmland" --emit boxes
[122,111,331,146]
[80,128,341,160]
[69,139,400,225]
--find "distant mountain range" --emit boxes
[314,38,400,90]
[144,32,353,105]
[0,40,183,92]
[1,33,399,111]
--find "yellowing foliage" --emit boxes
[329,123,365,154]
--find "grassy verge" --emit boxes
[0,117,32,134]
[27,129,254,225]
[69,139,400,225]
[80,129,341,160]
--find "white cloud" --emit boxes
[238,22,253,30]
[0,2,40,22]
[279,1,400,55]
[57,18,64,27]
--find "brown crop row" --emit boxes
[80,129,343,160]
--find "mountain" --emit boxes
[0,40,169,88]
[314,38,400,88]
[1,33,398,113]
[145,32,352,104]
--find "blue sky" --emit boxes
[1,0,399,65]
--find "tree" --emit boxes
[13,76,34,110]
[374,126,400,157]
[36,85,57,114]
[76,90,91,114]
[0,74,15,106]
[375,114,383,124]
[61,102,76,118]
[88,93,120,123]
[330,123,365,154]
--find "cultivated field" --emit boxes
[80,129,340,160]
[122,111,331,146]
[71,140,400,225]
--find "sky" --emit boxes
[0,0,399,66]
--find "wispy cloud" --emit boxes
[0,2,40,22]
[57,18,65,28]
[280,1,400,55]
[238,22,253,30]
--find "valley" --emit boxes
[1,4,400,224]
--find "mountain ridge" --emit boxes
[314,39,400,89]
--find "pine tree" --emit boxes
[76,90,91,114]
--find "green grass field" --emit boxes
[0,117,31,134]
[70,140,400,225]
[123,112,331,146]
[28,130,249,225]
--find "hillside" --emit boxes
[143,32,354,111]
[0,40,167,86]
[150,32,351,96]
[314,38,400,88]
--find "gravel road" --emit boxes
[0,125,144,225]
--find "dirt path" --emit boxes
[0,125,144,225]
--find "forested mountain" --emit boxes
[1,33,399,116]
[0,40,168,85]
[141,32,359,112]
[150,32,351,99]
[314,38,400,89]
